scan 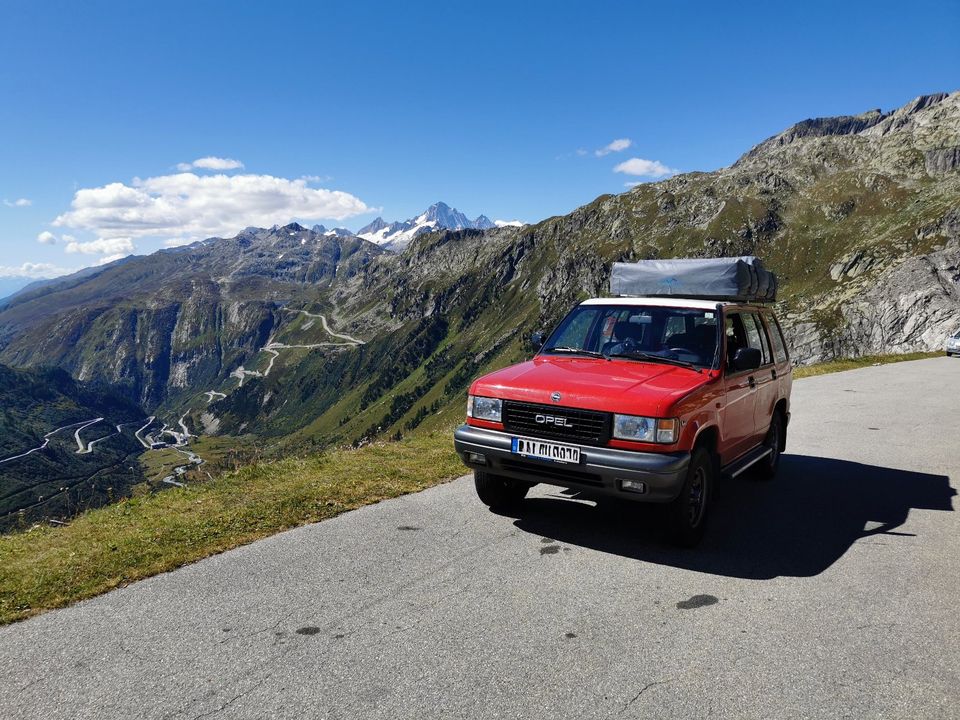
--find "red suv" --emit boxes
[454,296,792,545]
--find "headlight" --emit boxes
[467,395,502,422]
[613,414,679,443]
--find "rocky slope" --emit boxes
[0,92,957,452]
[0,224,382,407]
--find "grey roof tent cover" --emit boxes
[610,256,778,302]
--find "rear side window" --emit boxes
[724,313,748,369]
[743,313,771,365]
[764,312,789,364]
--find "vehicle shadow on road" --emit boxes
[506,454,956,579]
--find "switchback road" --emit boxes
[2,357,958,719]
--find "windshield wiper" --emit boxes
[607,350,702,372]
[543,346,607,359]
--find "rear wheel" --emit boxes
[754,411,783,481]
[666,447,713,547]
[474,470,529,510]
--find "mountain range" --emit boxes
[1,90,958,526]
[356,202,497,250]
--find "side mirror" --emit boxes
[732,347,762,372]
[530,331,545,350]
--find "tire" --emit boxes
[666,447,713,547]
[474,470,529,510]
[754,411,783,481]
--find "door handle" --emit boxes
[748,376,756,388]
[771,368,778,380]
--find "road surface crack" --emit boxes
[620,679,673,714]
[189,674,269,720]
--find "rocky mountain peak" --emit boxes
[735,90,960,168]
[357,217,389,235]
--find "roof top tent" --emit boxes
[609,256,778,303]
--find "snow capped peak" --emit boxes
[357,217,389,235]
[356,202,497,251]
[494,219,526,228]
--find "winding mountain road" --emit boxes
[227,310,363,387]
[286,309,366,345]
[0,418,104,465]
[73,418,105,454]
[3,357,958,720]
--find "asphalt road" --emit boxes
[3,357,959,719]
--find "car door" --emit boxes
[720,311,759,463]
[744,311,778,442]
[761,310,792,414]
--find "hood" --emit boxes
[471,356,715,416]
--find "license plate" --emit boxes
[511,436,581,464]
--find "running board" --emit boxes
[722,446,773,479]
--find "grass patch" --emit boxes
[0,430,462,625]
[793,351,942,379]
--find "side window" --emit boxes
[725,313,749,369]
[742,313,770,365]
[746,313,772,365]
[764,312,789,363]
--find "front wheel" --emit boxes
[474,470,529,510]
[666,447,713,547]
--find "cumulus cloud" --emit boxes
[4,198,32,207]
[53,172,373,244]
[595,138,632,157]
[0,261,74,279]
[37,231,58,245]
[613,157,678,178]
[176,156,244,171]
[65,237,135,255]
[494,219,526,228]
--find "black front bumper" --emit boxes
[453,425,691,503]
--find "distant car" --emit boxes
[947,329,960,357]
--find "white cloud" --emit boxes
[37,231,58,245]
[4,198,32,207]
[595,138,632,157]
[65,237,135,255]
[613,157,678,178]
[494,219,526,228]
[53,172,372,244]
[176,156,244,171]
[0,262,75,279]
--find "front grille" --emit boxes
[502,400,611,446]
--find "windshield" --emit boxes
[542,303,720,369]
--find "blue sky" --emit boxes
[0,0,957,288]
